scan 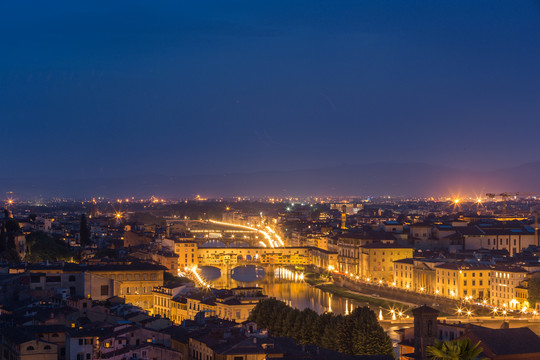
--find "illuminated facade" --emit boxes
[393,258,414,290]
[435,263,491,301]
[174,241,198,270]
[167,287,265,324]
[360,243,413,282]
[489,267,528,309]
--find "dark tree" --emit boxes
[80,214,91,246]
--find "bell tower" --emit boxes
[412,305,439,360]
[341,205,347,230]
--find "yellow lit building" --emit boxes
[168,287,266,324]
[515,284,529,310]
[435,263,491,301]
[490,266,528,309]
[10,262,166,312]
[360,243,413,282]
[174,241,198,271]
[89,262,166,311]
[393,258,414,290]
[165,287,266,324]
[311,247,338,270]
[171,297,189,324]
[152,283,190,318]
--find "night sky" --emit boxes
[2,1,540,184]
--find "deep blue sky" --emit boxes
[2,1,540,181]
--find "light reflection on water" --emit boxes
[201,265,374,314]
[200,265,403,345]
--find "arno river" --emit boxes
[200,265,404,345]
[199,264,540,346]
[202,265,373,314]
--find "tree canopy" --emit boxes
[25,231,75,262]
[249,298,394,356]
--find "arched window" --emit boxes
[26,346,35,351]
[68,275,76,282]
[44,345,51,350]
[52,333,59,338]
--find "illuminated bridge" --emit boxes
[196,246,337,271]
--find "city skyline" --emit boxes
[3,2,540,359]
[5,159,540,199]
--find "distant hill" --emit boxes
[3,161,540,198]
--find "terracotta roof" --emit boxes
[393,258,414,264]
[361,242,412,249]
[463,327,540,356]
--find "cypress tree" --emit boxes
[80,214,91,246]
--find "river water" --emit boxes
[200,265,404,345]
[200,265,540,354]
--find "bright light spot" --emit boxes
[454,199,460,204]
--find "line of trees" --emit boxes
[248,298,394,356]
[25,231,75,262]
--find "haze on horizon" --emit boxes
[2,1,540,195]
